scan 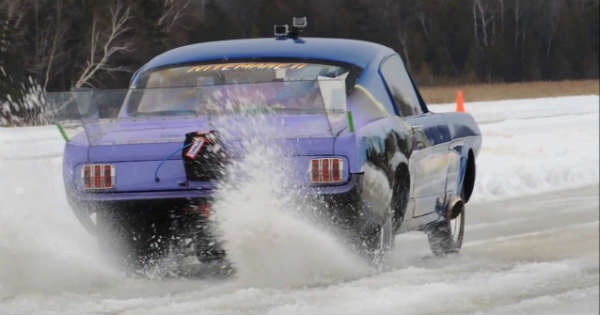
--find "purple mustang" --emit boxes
[62,29,481,268]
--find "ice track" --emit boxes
[0,95,598,314]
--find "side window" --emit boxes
[347,85,389,126]
[380,55,422,116]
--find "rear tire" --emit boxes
[356,163,408,268]
[427,205,465,255]
[194,225,227,264]
[360,214,394,268]
[96,209,169,270]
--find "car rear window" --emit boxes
[134,62,351,88]
[124,61,355,118]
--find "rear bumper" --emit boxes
[66,174,364,236]
[67,174,362,204]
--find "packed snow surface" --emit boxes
[0,95,598,314]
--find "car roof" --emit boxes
[134,37,395,77]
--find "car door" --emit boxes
[379,54,450,217]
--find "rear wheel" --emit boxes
[193,224,227,264]
[374,214,394,267]
[356,163,409,267]
[96,209,170,270]
[359,213,394,268]
[427,204,465,255]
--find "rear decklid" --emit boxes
[78,116,342,192]
[86,115,338,163]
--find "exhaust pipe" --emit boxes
[447,196,464,220]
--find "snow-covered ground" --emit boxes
[429,95,599,202]
[0,95,598,314]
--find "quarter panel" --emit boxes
[438,112,482,198]
[353,116,415,222]
[403,113,452,217]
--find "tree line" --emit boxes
[0,0,598,124]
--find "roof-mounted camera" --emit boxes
[274,17,307,39]
[273,24,289,38]
[292,17,307,29]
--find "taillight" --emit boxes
[104,165,113,188]
[322,159,330,182]
[309,158,344,184]
[83,165,91,189]
[311,159,320,183]
[94,165,101,188]
[81,164,114,190]
[331,159,340,182]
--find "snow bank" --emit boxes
[429,95,599,124]
[430,95,599,202]
[0,125,65,159]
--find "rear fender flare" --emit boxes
[355,124,412,224]
[456,148,476,203]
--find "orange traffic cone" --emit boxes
[456,90,465,112]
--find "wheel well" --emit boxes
[463,150,476,203]
[392,163,410,224]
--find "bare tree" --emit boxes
[157,0,192,33]
[42,0,66,89]
[417,10,430,41]
[74,2,132,88]
[473,1,479,48]
[0,76,48,126]
[0,0,27,29]
[477,0,490,47]
[537,0,563,57]
[371,0,420,72]
[472,0,500,48]
[0,0,48,126]
[513,0,523,48]
[395,1,421,72]
[4,0,65,90]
